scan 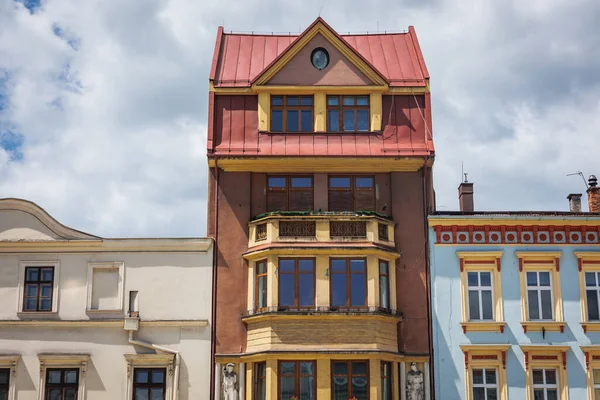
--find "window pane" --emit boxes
[300,96,313,106]
[532,369,544,384]
[350,259,365,272]
[48,389,61,400]
[327,96,339,106]
[343,110,355,131]
[539,272,550,286]
[350,273,366,306]
[299,376,314,399]
[64,370,77,384]
[331,259,347,272]
[540,290,553,320]
[287,110,299,132]
[41,268,53,281]
[41,284,52,297]
[257,262,267,275]
[328,110,339,131]
[527,272,537,286]
[351,376,368,399]
[545,369,557,384]
[352,362,367,375]
[595,389,600,400]
[298,259,314,272]
[291,177,312,188]
[485,369,497,384]
[357,110,369,131]
[40,299,52,311]
[151,369,164,383]
[472,369,483,384]
[467,272,478,287]
[150,388,164,400]
[135,369,149,383]
[287,97,299,106]
[299,274,314,306]
[594,369,600,384]
[487,388,497,400]
[331,274,347,307]
[480,272,491,287]
[300,362,314,375]
[546,390,558,400]
[257,276,267,309]
[25,298,37,310]
[588,290,600,320]
[279,274,295,307]
[329,177,351,188]
[379,262,388,274]
[528,290,540,320]
[355,177,373,188]
[26,284,37,297]
[533,389,544,400]
[481,290,494,320]
[586,272,597,286]
[343,96,355,106]
[380,276,389,308]
[64,388,77,400]
[332,362,348,375]
[280,362,295,375]
[0,371,7,384]
[271,96,283,106]
[356,96,369,106]
[268,177,286,188]
[279,259,295,273]
[271,110,283,132]
[48,370,62,384]
[26,268,39,281]
[468,290,480,320]
[472,387,485,400]
[135,389,149,400]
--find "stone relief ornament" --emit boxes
[406,362,425,400]
[221,363,238,400]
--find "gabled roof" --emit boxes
[210,17,429,88]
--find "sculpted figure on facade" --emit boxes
[406,362,424,400]
[222,363,238,400]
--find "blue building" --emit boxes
[429,179,600,400]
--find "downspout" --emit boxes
[422,156,435,400]
[128,331,180,400]
[209,157,220,400]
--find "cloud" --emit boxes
[0,0,598,237]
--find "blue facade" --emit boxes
[429,214,600,399]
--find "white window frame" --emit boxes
[472,368,498,399]
[467,271,494,321]
[526,271,555,321]
[0,355,20,400]
[586,271,600,321]
[125,354,175,400]
[532,368,559,400]
[38,354,89,400]
[17,261,60,314]
[86,262,125,313]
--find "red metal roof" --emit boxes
[210,18,429,88]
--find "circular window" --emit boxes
[311,47,329,70]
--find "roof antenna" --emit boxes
[567,171,589,189]
[318,5,323,17]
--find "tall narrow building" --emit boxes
[207,18,435,400]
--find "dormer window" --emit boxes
[271,96,313,133]
[327,95,369,132]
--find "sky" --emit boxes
[0,0,599,237]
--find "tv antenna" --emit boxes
[567,171,588,189]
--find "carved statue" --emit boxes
[222,363,238,400]
[406,362,424,400]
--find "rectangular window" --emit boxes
[278,361,316,400]
[532,368,559,400]
[472,368,498,400]
[328,176,374,212]
[23,266,54,312]
[327,96,369,132]
[0,369,9,400]
[133,368,166,400]
[267,176,313,212]
[527,271,554,321]
[379,260,390,310]
[278,258,315,309]
[587,272,600,321]
[331,361,369,400]
[467,271,494,321]
[255,260,268,311]
[45,368,78,400]
[330,259,367,309]
[381,362,392,400]
[271,96,313,132]
[253,362,267,400]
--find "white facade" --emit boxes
[0,198,213,400]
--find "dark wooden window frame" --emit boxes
[271,95,314,133]
[331,360,370,399]
[23,266,54,312]
[133,368,166,400]
[277,360,317,400]
[44,368,79,400]
[267,175,314,212]
[255,260,268,312]
[0,368,9,400]
[329,258,368,309]
[253,362,267,400]
[278,258,316,309]
[381,361,393,400]
[328,175,375,212]
[379,260,391,310]
[326,95,370,132]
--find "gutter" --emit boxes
[209,158,220,400]
[422,157,435,400]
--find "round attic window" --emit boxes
[311,47,329,70]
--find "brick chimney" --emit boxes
[458,181,474,212]
[588,175,600,212]
[567,193,582,212]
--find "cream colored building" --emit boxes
[0,198,213,400]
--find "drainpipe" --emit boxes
[209,157,220,400]
[422,156,435,400]
[128,331,180,400]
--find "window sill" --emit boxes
[581,322,600,333]
[521,321,565,333]
[17,311,58,318]
[461,321,506,333]
[86,309,124,314]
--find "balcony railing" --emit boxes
[242,306,401,318]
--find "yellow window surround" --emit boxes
[257,91,383,132]
[576,252,600,333]
[580,345,600,400]
[516,252,565,333]
[460,344,509,400]
[456,252,505,333]
[520,345,569,400]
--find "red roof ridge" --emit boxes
[408,26,430,80]
[209,26,224,81]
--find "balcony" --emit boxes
[247,211,395,250]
